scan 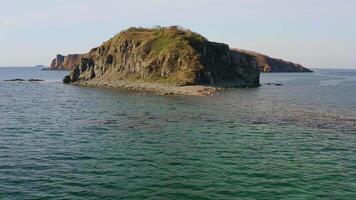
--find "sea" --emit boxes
[0,67,355,200]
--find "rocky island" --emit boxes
[51,40,312,74]
[61,26,261,95]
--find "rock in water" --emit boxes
[28,79,44,82]
[4,79,26,82]
[4,79,44,82]
[63,26,260,89]
[63,75,71,84]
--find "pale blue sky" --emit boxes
[0,0,355,68]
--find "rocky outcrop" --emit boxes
[50,54,84,70]
[233,49,312,73]
[63,26,260,90]
[4,79,44,82]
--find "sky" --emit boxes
[0,0,355,68]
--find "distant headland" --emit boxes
[233,49,312,73]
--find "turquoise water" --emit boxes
[0,67,355,199]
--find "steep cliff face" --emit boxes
[64,27,260,87]
[51,43,311,74]
[233,49,312,73]
[50,54,84,70]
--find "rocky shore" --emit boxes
[74,79,224,96]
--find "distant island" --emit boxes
[51,26,311,95]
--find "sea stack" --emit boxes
[62,26,261,95]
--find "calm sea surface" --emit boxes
[0,67,355,199]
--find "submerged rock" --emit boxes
[4,79,44,82]
[28,79,44,82]
[62,26,260,91]
[264,83,284,86]
[4,79,26,82]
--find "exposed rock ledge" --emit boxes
[62,26,261,96]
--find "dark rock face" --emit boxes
[232,49,312,73]
[50,54,84,70]
[192,42,260,86]
[64,27,260,87]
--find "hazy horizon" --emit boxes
[1,0,355,68]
